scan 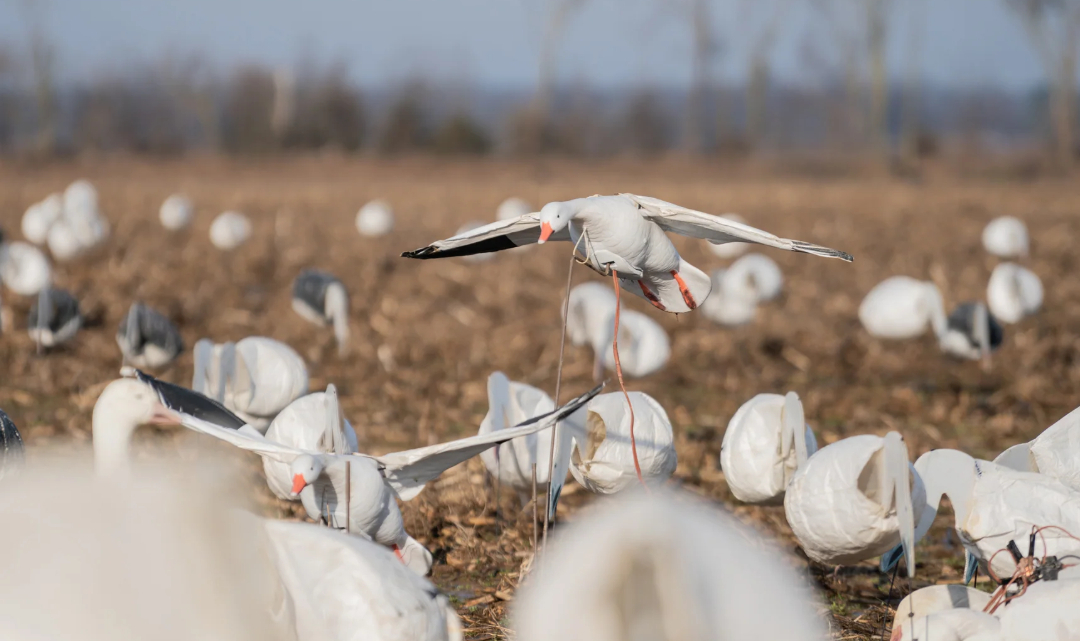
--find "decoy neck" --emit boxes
[92,378,182,475]
[912,449,977,543]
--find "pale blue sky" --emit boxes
[0,0,1048,91]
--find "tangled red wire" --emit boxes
[983,525,1080,614]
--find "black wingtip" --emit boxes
[129,368,247,430]
[401,246,435,259]
[792,241,854,263]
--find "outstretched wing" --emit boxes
[177,413,304,464]
[624,193,853,262]
[375,383,603,500]
[401,214,570,260]
[125,367,246,429]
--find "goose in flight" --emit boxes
[116,302,184,369]
[403,194,852,313]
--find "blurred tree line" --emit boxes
[0,0,1076,165]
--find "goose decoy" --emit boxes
[62,179,99,214]
[159,194,194,231]
[355,199,394,237]
[859,276,947,340]
[566,282,670,380]
[496,196,532,221]
[0,409,24,480]
[116,302,184,369]
[784,432,921,577]
[170,383,601,574]
[880,450,1080,580]
[404,194,852,314]
[701,259,772,327]
[291,270,350,356]
[513,489,826,641]
[0,241,51,296]
[706,212,751,259]
[21,193,63,245]
[192,337,309,433]
[892,609,999,641]
[986,262,1043,324]
[982,215,1029,258]
[92,369,246,475]
[46,201,110,262]
[568,391,676,494]
[28,288,81,349]
[994,403,1080,492]
[209,211,252,250]
[890,585,991,641]
[939,302,1002,362]
[261,385,359,501]
[720,392,817,505]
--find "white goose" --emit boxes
[210,211,252,250]
[291,270,350,356]
[160,194,194,231]
[0,240,51,296]
[403,194,851,314]
[262,384,359,501]
[355,200,395,237]
[994,404,1080,492]
[568,391,676,494]
[986,262,1043,324]
[566,282,670,379]
[880,449,1080,580]
[784,432,921,576]
[513,489,826,641]
[982,216,1029,258]
[720,392,817,505]
[192,337,309,433]
[478,372,558,506]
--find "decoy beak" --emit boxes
[149,402,182,426]
[538,222,553,244]
[291,474,307,496]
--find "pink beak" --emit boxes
[538,222,553,244]
[149,402,181,425]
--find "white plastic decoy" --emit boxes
[262,385,359,501]
[892,584,991,634]
[496,197,532,221]
[566,282,670,379]
[994,404,1080,492]
[720,392,818,505]
[982,216,1029,259]
[784,432,922,576]
[291,270,350,356]
[859,276,947,340]
[159,194,194,231]
[706,213,752,259]
[569,391,677,494]
[210,211,252,250]
[477,372,557,506]
[892,609,999,641]
[513,488,827,641]
[701,254,782,327]
[986,262,1042,324]
[21,193,63,245]
[0,241,51,295]
[355,199,395,237]
[192,337,309,433]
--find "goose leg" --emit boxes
[670,270,698,310]
[637,279,666,311]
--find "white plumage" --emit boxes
[566,282,670,379]
[477,372,557,504]
[0,241,51,295]
[160,194,195,231]
[210,211,252,250]
[986,262,1042,324]
[21,194,63,245]
[994,404,1080,492]
[982,215,1029,258]
[355,200,395,237]
[859,276,947,340]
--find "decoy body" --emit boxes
[566,282,670,379]
[0,241,51,296]
[513,489,826,641]
[22,193,63,245]
[0,409,24,480]
[701,253,782,327]
[939,302,1002,362]
[982,216,1029,258]
[785,432,921,576]
[986,262,1043,324]
[210,211,252,250]
[28,288,82,348]
[291,270,350,356]
[404,194,851,314]
[720,392,817,505]
[159,194,194,231]
[995,403,1080,492]
[355,200,395,237]
[116,302,184,368]
[192,337,309,433]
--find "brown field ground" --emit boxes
[1,156,1078,639]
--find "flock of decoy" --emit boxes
[0,183,1074,640]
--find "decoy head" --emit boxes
[538,201,572,244]
[289,454,324,497]
[92,378,182,474]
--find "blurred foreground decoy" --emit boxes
[159,194,194,231]
[355,199,394,237]
[0,409,24,480]
[0,240,51,296]
[291,270,350,356]
[116,302,184,369]
[21,193,63,245]
[28,288,81,349]
[982,215,1029,259]
[987,262,1043,324]
[210,211,252,250]
[192,337,309,433]
[513,489,826,641]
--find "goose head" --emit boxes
[92,378,181,475]
[289,454,325,497]
[538,201,574,244]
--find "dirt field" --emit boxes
[1,156,1077,639]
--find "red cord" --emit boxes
[611,269,645,487]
